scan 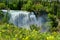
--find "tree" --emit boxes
[0,3,6,9]
[21,0,33,11]
[48,14,58,28]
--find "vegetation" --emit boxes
[0,0,60,30]
[0,23,60,40]
[0,0,60,40]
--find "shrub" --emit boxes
[0,23,60,40]
[30,24,40,31]
[0,3,6,9]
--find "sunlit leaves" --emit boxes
[21,0,32,11]
[0,23,60,40]
[0,3,6,9]
[31,4,43,11]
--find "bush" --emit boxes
[21,0,33,11]
[31,3,43,11]
[0,23,60,40]
[0,10,4,24]
[0,3,6,9]
[2,12,10,23]
[30,24,40,31]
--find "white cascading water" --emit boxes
[2,10,50,32]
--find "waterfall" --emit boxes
[2,10,50,32]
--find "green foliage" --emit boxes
[31,3,43,11]
[21,0,43,11]
[48,13,58,32]
[30,24,40,31]
[0,23,60,40]
[21,0,33,11]
[0,3,6,9]
[57,11,60,19]
[45,6,52,12]
[0,10,4,23]
[2,12,10,23]
[8,3,17,10]
[0,10,4,18]
[0,0,60,36]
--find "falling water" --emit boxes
[2,10,50,32]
